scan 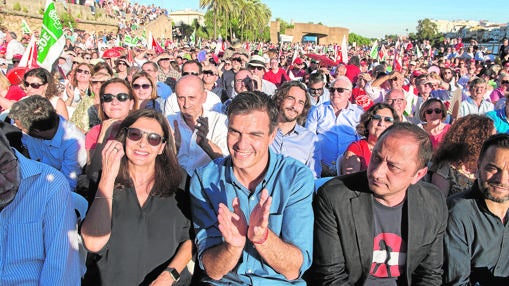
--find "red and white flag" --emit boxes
[19,35,38,68]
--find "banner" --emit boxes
[21,19,31,34]
[37,0,65,71]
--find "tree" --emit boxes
[416,18,439,41]
[349,33,371,46]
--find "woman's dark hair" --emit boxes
[92,61,114,76]
[115,109,181,197]
[131,71,157,100]
[419,98,447,122]
[24,67,59,99]
[356,103,399,137]
[432,115,494,172]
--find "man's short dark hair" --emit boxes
[227,91,278,133]
[181,60,202,74]
[308,71,326,85]
[378,122,433,169]
[9,96,58,133]
[479,134,509,159]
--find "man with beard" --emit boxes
[270,81,321,178]
[444,134,509,285]
[0,123,81,284]
[310,123,446,285]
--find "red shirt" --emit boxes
[351,88,374,111]
[1,85,26,112]
[346,139,372,171]
[263,68,290,87]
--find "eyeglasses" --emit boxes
[125,127,165,146]
[84,57,91,60]
[501,80,509,85]
[308,87,323,93]
[76,68,91,75]
[158,58,170,61]
[202,70,217,76]
[91,80,106,85]
[371,114,394,123]
[133,83,152,90]
[329,87,349,94]
[182,71,200,76]
[249,66,265,71]
[117,62,127,66]
[425,108,443,115]
[24,81,45,89]
[224,62,232,65]
[386,98,405,104]
[101,93,130,103]
[232,57,242,62]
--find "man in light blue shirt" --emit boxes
[270,81,321,178]
[306,76,364,176]
[0,126,81,285]
[190,91,314,285]
[459,77,494,117]
[9,96,86,190]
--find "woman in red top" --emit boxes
[340,103,399,175]
[418,98,450,152]
[0,72,26,114]
[263,57,290,87]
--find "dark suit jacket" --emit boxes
[309,171,447,286]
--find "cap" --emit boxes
[293,58,303,65]
[409,61,416,66]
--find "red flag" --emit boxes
[127,48,134,65]
[151,36,164,54]
[378,44,387,61]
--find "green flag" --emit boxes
[190,29,196,45]
[124,34,137,46]
[21,19,31,34]
[37,0,65,71]
[369,40,378,59]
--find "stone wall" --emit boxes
[271,21,349,45]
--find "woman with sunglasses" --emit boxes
[82,109,192,285]
[85,78,136,172]
[64,63,93,116]
[417,98,450,151]
[340,103,399,175]
[23,68,69,120]
[114,58,129,81]
[131,71,162,112]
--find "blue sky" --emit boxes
[132,0,507,38]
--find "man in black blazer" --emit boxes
[310,123,447,285]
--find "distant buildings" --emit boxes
[431,19,509,42]
[169,9,204,27]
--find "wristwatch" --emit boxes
[164,267,180,282]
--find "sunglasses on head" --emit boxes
[182,71,200,76]
[101,93,130,103]
[371,114,394,123]
[24,81,45,89]
[425,108,442,115]
[329,87,349,94]
[133,83,152,90]
[76,68,91,75]
[125,127,165,146]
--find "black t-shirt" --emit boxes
[89,187,191,286]
[365,199,407,286]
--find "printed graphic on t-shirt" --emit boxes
[369,232,407,278]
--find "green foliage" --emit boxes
[384,34,398,41]
[13,2,21,11]
[275,17,294,34]
[416,18,439,41]
[22,7,28,13]
[59,12,76,28]
[349,33,371,46]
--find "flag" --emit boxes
[369,40,378,59]
[392,47,402,72]
[69,21,74,33]
[19,35,38,68]
[378,44,387,62]
[115,35,120,46]
[341,35,348,64]
[197,37,202,49]
[148,32,164,53]
[124,34,137,46]
[214,35,223,55]
[21,19,31,34]
[37,0,65,71]
[416,44,423,58]
[190,29,196,45]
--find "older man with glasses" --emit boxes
[306,76,364,177]
[247,55,277,97]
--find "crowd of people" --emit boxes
[2,12,509,284]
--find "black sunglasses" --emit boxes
[125,127,165,146]
[24,81,45,89]
[202,70,217,76]
[101,93,130,103]
[76,68,91,75]
[232,57,242,62]
[425,108,443,115]
[133,83,152,90]
[501,80,509,85]
[308,87,323,93]
[249,66,265,71]
[329,87,350,94]
[371,114,394,123]
[182,71,200,76]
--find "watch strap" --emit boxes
[164,267,180,282]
